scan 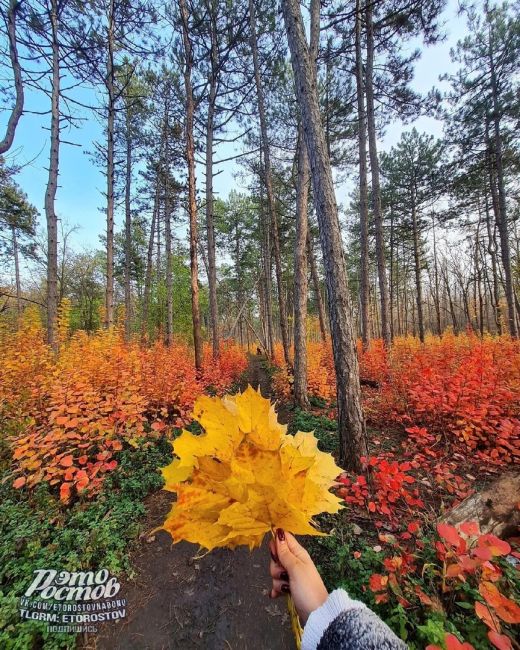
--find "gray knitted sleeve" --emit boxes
[301,589,407,650]
[316,608,408,650]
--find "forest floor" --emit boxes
[93,355,294,650]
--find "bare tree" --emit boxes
[179,0,203,371]
[0,0,24,154]
[282,0,366,471]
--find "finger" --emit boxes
[269,539,280,565]
[274,529,301,571]
[283,531,309,559]
[272,578,290,594]
[270,587,281,599]
[270,560,289,580]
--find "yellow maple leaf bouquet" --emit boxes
[159,385,343,551]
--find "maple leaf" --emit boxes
[158,386,343,550]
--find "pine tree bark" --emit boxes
[105,0,115,328]
[488,30,517,337]
[443,266,458,334]
[0,0,24,155]
[163,114,174,346]
[293,0,318,407]
[282,0,367,471]
[307,232,327,342]
[249,0,291,366]
[206,8,219,358]
[365,1,391,346]
[484,190,502,334]
[431,212,441,335]
[11,224,21,316]
[354,0,370,349]
[180,0,203,371]
[124,102,132,342]
[293,128,310,408]
[142,181,158,343]
[411,197,425,342]
[260,183,275,356]
[45,0,60,350]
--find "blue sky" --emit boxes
[1,0,465,255]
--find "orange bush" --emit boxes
[1,312,247,503]
[272,340,336,401]
[272,333,520,462]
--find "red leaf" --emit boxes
[479,581,503,608]
[475,601,500,632]
[473,546,492,561]
[437,523,462,547]
[60,455,73,468]
[445,634,475,650]
[369,573,388,593]
[368,501,376,512]
[13,476,26,489]
[488,631,512,650]
[494,597,520,625]
[407,521,420,534]
[460,521,479,536]
[478,534,511,557]
[60,482,72,502]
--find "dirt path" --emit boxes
[94,355,294,650]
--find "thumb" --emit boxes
[274,529,305,571]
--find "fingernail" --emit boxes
[276,528,285,541]
[280,571,289,581]
[281,584,290,594]
[270,551,279,563]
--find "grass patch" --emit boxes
[0,437,172,649]
[289,408,338,454]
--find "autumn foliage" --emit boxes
[367,522,520,650]
[1,309,247,502]
[274,333,520,464]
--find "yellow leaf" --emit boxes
[158,386,343,551]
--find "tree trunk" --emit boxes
[488,28,517,337]
[163,115,174,346]
[180,0,203,371]
[307,232,327,341]
[260,184,275,357]
[293,128,310,408]
[442,472,520,538]
[293,0,318,407]
[282,0,367,471]
[389,205,395,338]
[354,0,370,349]
[249,0,291,366]
[485,192,502,334]
[11,224,21,316]
[443,266,458,334]
[45,0,60,350]
[124,103,132,342]
[0,0,24,154]
[206,5,219,358]
[105,0,115,328]
[142,181,159,343]
[431,212,441,335]
[411,197,425,342]
[365,1,391,347]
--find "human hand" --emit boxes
[268,528,328,625]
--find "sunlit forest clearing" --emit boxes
[1,0,519,648]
